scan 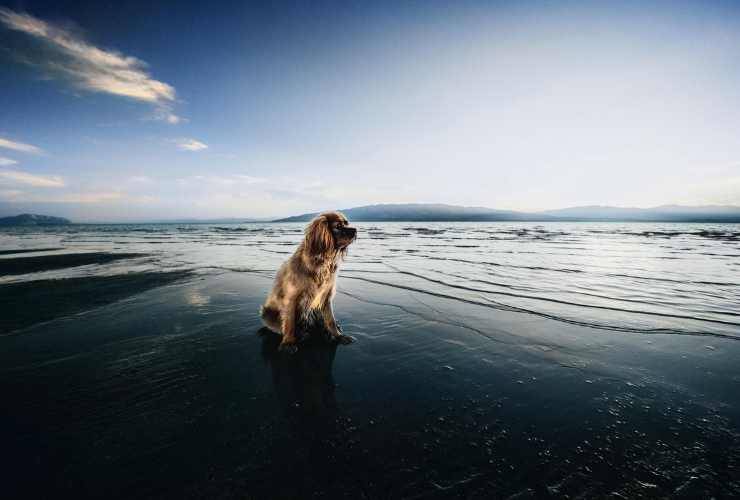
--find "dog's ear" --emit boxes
[305,215,333,256]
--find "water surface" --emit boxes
[2,222,738,337]
[1,222,738,498]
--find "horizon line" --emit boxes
[3,202,740,224]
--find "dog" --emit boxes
[260,211,357,353]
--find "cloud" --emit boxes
[0,187,159,204]
[0,8,180,124]
[150,109,185,124]
[176,174,267,187]
[0,189,23,201]
[174,138,208,151]
[233,175,267,184]
[79,192,157,204]
[167,171,416,218]
[128,175,154,184]
[0,136,44,154]
[55,192,123,203]
[0,168,65,187]
[0,157,19,166]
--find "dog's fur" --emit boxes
[260,211,356,352]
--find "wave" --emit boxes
[338,289,518,346]
[213,227,264,232]
[418,255,584,274]
[353,266,740,329]
[341,274,739,340]
[402,227,447,235]
[419,268,718,311]
[587,229,740,241]
[606,273,739,287]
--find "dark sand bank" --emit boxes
[0,252,146,276]
[1,271,739,499]
[0,247,64,256]
[0,271,191,334]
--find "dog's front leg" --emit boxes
[279,297,299,353]
[321,299,340,337]
[321,299,354,345]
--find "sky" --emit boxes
[1,0,739,221]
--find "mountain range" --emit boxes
[275,203,740,223]
[0,214,71,226]
[1,205,739,225]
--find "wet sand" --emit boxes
[1,271,738,499]
[0,271,192,334]
[0,252,146,276]
[0,247,64,256]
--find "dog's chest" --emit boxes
[307,279,334,310]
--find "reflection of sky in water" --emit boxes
[1,222,738,337]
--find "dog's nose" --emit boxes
[347,227,357,237]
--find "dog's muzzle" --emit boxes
[337,226,357,246]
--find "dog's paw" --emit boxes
[278,342,299,354]
[333,334,356,345]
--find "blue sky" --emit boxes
[1,0,739,221]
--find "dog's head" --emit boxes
[305,211,356,257]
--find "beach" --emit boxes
[1,223,739,498]
[5,1,740,496]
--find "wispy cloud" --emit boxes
[59,192,158,204]
[0,8,181,124]
[55,191,123,203]
[0,136,44,154]
[233,175,267,184]
[0,189,157,204]
[128,175,154,184]
[168,170,413,218]
[151,108,185,125]
[174,138,208,151]
[176,174,266,186]
[0,189,23,201]
[0,157,19,166]
[0,168,65,187]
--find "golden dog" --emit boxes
[260,211,357,353]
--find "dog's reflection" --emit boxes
[258,327,339,416]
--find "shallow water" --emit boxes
[1,222,739,498]
[2,222,738,337]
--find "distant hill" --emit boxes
[0,214,71,226]
[274,203,551,222]
[123,217,269,224]
[275,203,740,222]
